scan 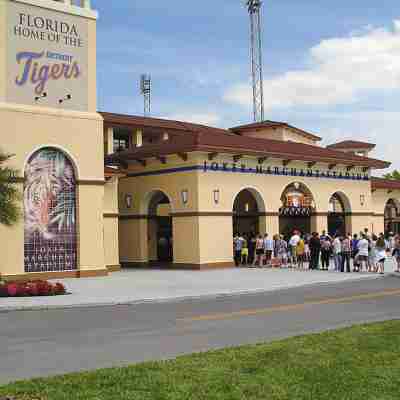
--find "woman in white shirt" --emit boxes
[357,235,370,273]
[375,236,387,275]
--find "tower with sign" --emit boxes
[0,0,112,279]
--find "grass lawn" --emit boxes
[1,320,400,400]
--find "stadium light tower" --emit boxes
[140,74,151,117]
[246,0,265,122]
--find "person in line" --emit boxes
[264,233,274,268]
[276,234,288,268]
[392,235,400,273]
[388,232,396,254]
[297,235,306,270]
[351,234,359,272]
[289,230,301,268]
[248,233,256,266]
[309,232,321,270]
[368,234,377,273]
[332,234,342,272]
[233,233,244,267]
[375,235,387,275]
[304,236,311,263]
[341,234,352,273]
[357,234,370,272]
[254,234,264,268]
[320,236,331,270]
[241,235,249,266]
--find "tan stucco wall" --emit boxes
[118,160,200,264]
[197,155,371,215]
[241,127,318,146]
[117,153,379,267]
[0,1,107,278]
[371,188,400,234]
[198,216,232,264]
[0,0,6,101]
[103,178,119,268]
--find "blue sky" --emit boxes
[93,1,400,171]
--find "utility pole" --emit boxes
[246,0,264,122]
[140,74,151,117]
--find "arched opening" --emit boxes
[385,199,400,235]
[233,188,266,235]
[24,147,77,272]
[279,182,315,239]
[328,192,350,236]
[146,191,173,263]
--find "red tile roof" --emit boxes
[327,140,376,150]
[230,121,322,142]
[371,177,400,190]
[105,125,390,170]
[100,111,232,136]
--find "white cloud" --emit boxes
[224,20,400,110]
[161,112,221,126]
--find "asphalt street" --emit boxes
[1,275,400,384]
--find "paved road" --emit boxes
[1,275,400,384]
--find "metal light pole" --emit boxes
[246,0,265,122]
[140,74,151,117]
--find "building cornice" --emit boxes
[10,0,98,20]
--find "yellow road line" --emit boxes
[178,289,400,323]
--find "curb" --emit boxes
[0,274,384,313]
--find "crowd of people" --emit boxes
[233,229,400,275]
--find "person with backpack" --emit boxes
[320,236,332,271]
[254,234,264,268]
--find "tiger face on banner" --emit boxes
[24,148,77,273]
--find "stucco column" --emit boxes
[172,216,201,265]
[106,127,114,155]
[78,184,105,272]
[131,129,143,148]
[372,214,385,235]
[119,218,148,264]
[265,213,279,235]
[197,215,233,266]
[351,215,374,235]
[311,213,328,233]
[345,215,353,235]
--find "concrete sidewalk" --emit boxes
[1,261,395,311]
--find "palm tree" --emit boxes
[383,170,400,181]
[0,151,20,226]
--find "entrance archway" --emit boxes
[279,182,315,239]
[328,192,350,236]
[24,147,77,272]
[233,188,266,235]
[385,199,400,234]
[146,191,173,263]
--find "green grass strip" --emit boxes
[1,320,400,400]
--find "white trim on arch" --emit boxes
[231,186,267,213]
[23,145,80,180]
[329,191,352,213]
[141,189,175,215]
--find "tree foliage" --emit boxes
[0,151,20,226]
[383,170,400,180]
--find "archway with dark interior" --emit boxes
[385,199,400,235]
[233,188,266,235]
[328,192,351,236]
[279,182,315,239]
[146,191,173,263]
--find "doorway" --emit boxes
[147,191,173,263]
